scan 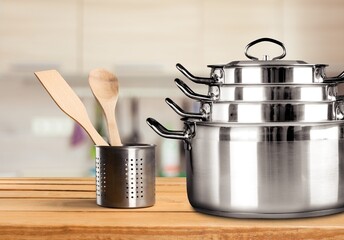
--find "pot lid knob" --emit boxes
[245,37,286,61]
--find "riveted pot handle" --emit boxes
[338,71,344,79]
[146,118,192,140]
[165,98,206,120]
[176,63,216,84]
[245,38,286,61]
[324,71,344,82]
[336,101,344,120]
[175,78,212,102]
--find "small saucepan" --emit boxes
[166,97,344,123]
[175,78,344,102]
[176,38,344,85]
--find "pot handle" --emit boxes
[324,71,344,82]
[245,38,286,61]
[176,63,216,84]
[165,98,206,120]
[175,78,212,102]
[146,118,192,140]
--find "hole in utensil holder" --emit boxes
[126,157,145,199]
[96,157,106,197]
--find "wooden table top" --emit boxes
[1,177,344,239]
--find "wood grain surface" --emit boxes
[1,177,344,240]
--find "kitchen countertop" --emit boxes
[1,178,344,239]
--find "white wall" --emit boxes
[0,0,344,176]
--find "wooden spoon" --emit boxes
[34,70,109,146]
[89,68,122,146]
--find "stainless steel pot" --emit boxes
[175,78,344,102]
[166,98,344,123]
[177,38,344,85]
[148,37,344,218]
[147,118,344,218]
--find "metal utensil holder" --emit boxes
[95,144,156,208]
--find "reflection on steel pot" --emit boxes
[203,101,344,123]
[166,97,344,123]
[176,38,344,85]
[175,78,344,102]
[147,118,344,218]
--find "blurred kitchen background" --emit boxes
[0,0,344,177]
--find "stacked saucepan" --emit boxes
[147,38,344,219]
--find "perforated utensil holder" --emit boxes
[95,144,156,208]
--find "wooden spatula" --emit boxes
[34,70,109,146]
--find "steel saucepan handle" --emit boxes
[165,98,205,120]
[324,71,344,82]
[245,37,287,61]
[335,99,344,120]
[175,78,212,102]
[176,63,216,84]
[146,118,192,140]
[338,71,344,79]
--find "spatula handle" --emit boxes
[34,70,109,146]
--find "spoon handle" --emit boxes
[105,111,122,146]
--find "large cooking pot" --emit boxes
[148,37,344,218]
[147,118,344,218]
[166,97,344,123]
[176,38,344,85]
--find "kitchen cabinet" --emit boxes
[1,0,344,76]
[0,0,80,73]
[82,0,204,75]
[1,177,344,239]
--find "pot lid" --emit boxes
[208,38,327,68]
